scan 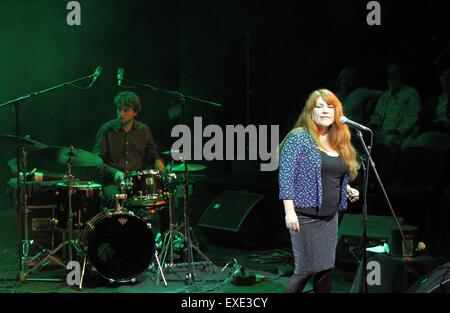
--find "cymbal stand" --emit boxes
[60,147,88,264]
[156,158,215,286]
[158,193,177,271]
[65,147,75,262]
[117,75,220,285]
[11,132,66,282]
[21,147,85,281]
[15,143,64,281]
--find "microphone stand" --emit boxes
[120,76,219,285]
[357,130,370,294]
[119,78,222,108]
[0,70,100,282]
[355,129,408,293]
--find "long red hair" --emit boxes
[281,89,359,180]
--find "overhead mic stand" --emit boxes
[355,129,408,293]
[119,75,219,285]
[0,67,102,283]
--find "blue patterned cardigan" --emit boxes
[278,128,349,212]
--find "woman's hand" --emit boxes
[285,211,300,232]
[283,200,299,232]
[346,185,360,202]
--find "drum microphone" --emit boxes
[117,68,124,87]
[339,116,371,132]
[92,66,102,85]
[25,169,66,182]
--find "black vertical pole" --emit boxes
[15,103,23,274]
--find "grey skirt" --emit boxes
[289,212,338,275]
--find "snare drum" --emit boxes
[80,210,155,283]
[55,181,102,229]
[122,170,168,208]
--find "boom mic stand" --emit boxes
[0,67,102,282]
[355,129,408,293]
[119,75,219,285]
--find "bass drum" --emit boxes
[81,210,155,283]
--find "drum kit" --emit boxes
[2,134,213,288]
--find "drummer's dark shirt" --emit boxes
[92,119,161,184]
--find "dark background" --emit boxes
[0,1,449,249]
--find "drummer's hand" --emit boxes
[155,159,166,173]
[114,171,125,184]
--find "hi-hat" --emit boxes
[0,134,47,151]
[40,146,103,167]
[165,163,206,172]
[161,149,181,156]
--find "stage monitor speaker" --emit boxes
[198,190,281,249]
[408,262,450,293]
[336,214,405,271]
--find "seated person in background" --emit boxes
[335,67,383,125]
[367,64,421,181]
[402,66,450,151]
[397,66,450,185]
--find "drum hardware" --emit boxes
[22,145,103,280]
[115,73,220,285]
[19,205,65,274]
[20,148,77,276]
[4,154,68,282]
[113,193,128,211]
[55,181,102,230]
[41,145,103,259]
[121,169,169,208]
[6,139,65,282]
[164,163,207,173]
[0,68,102,283]
[156,161,215,286]
[157,196,214,285]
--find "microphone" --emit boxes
[91,66,102,84]
[24,169,66,182]
[339,116,371,132]
[117,68,124,86]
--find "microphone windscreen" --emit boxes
[339,116,348,124]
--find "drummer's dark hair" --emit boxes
[114,91,142,112]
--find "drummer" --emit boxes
[92,91,166,205]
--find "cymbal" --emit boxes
[0,135,47,151]
[161,149,181,156]
[165,163,206,172]
[40,146,103,167]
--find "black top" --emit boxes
[319,150,347,216]
[298,150,347,217]
[92,119,161,184]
